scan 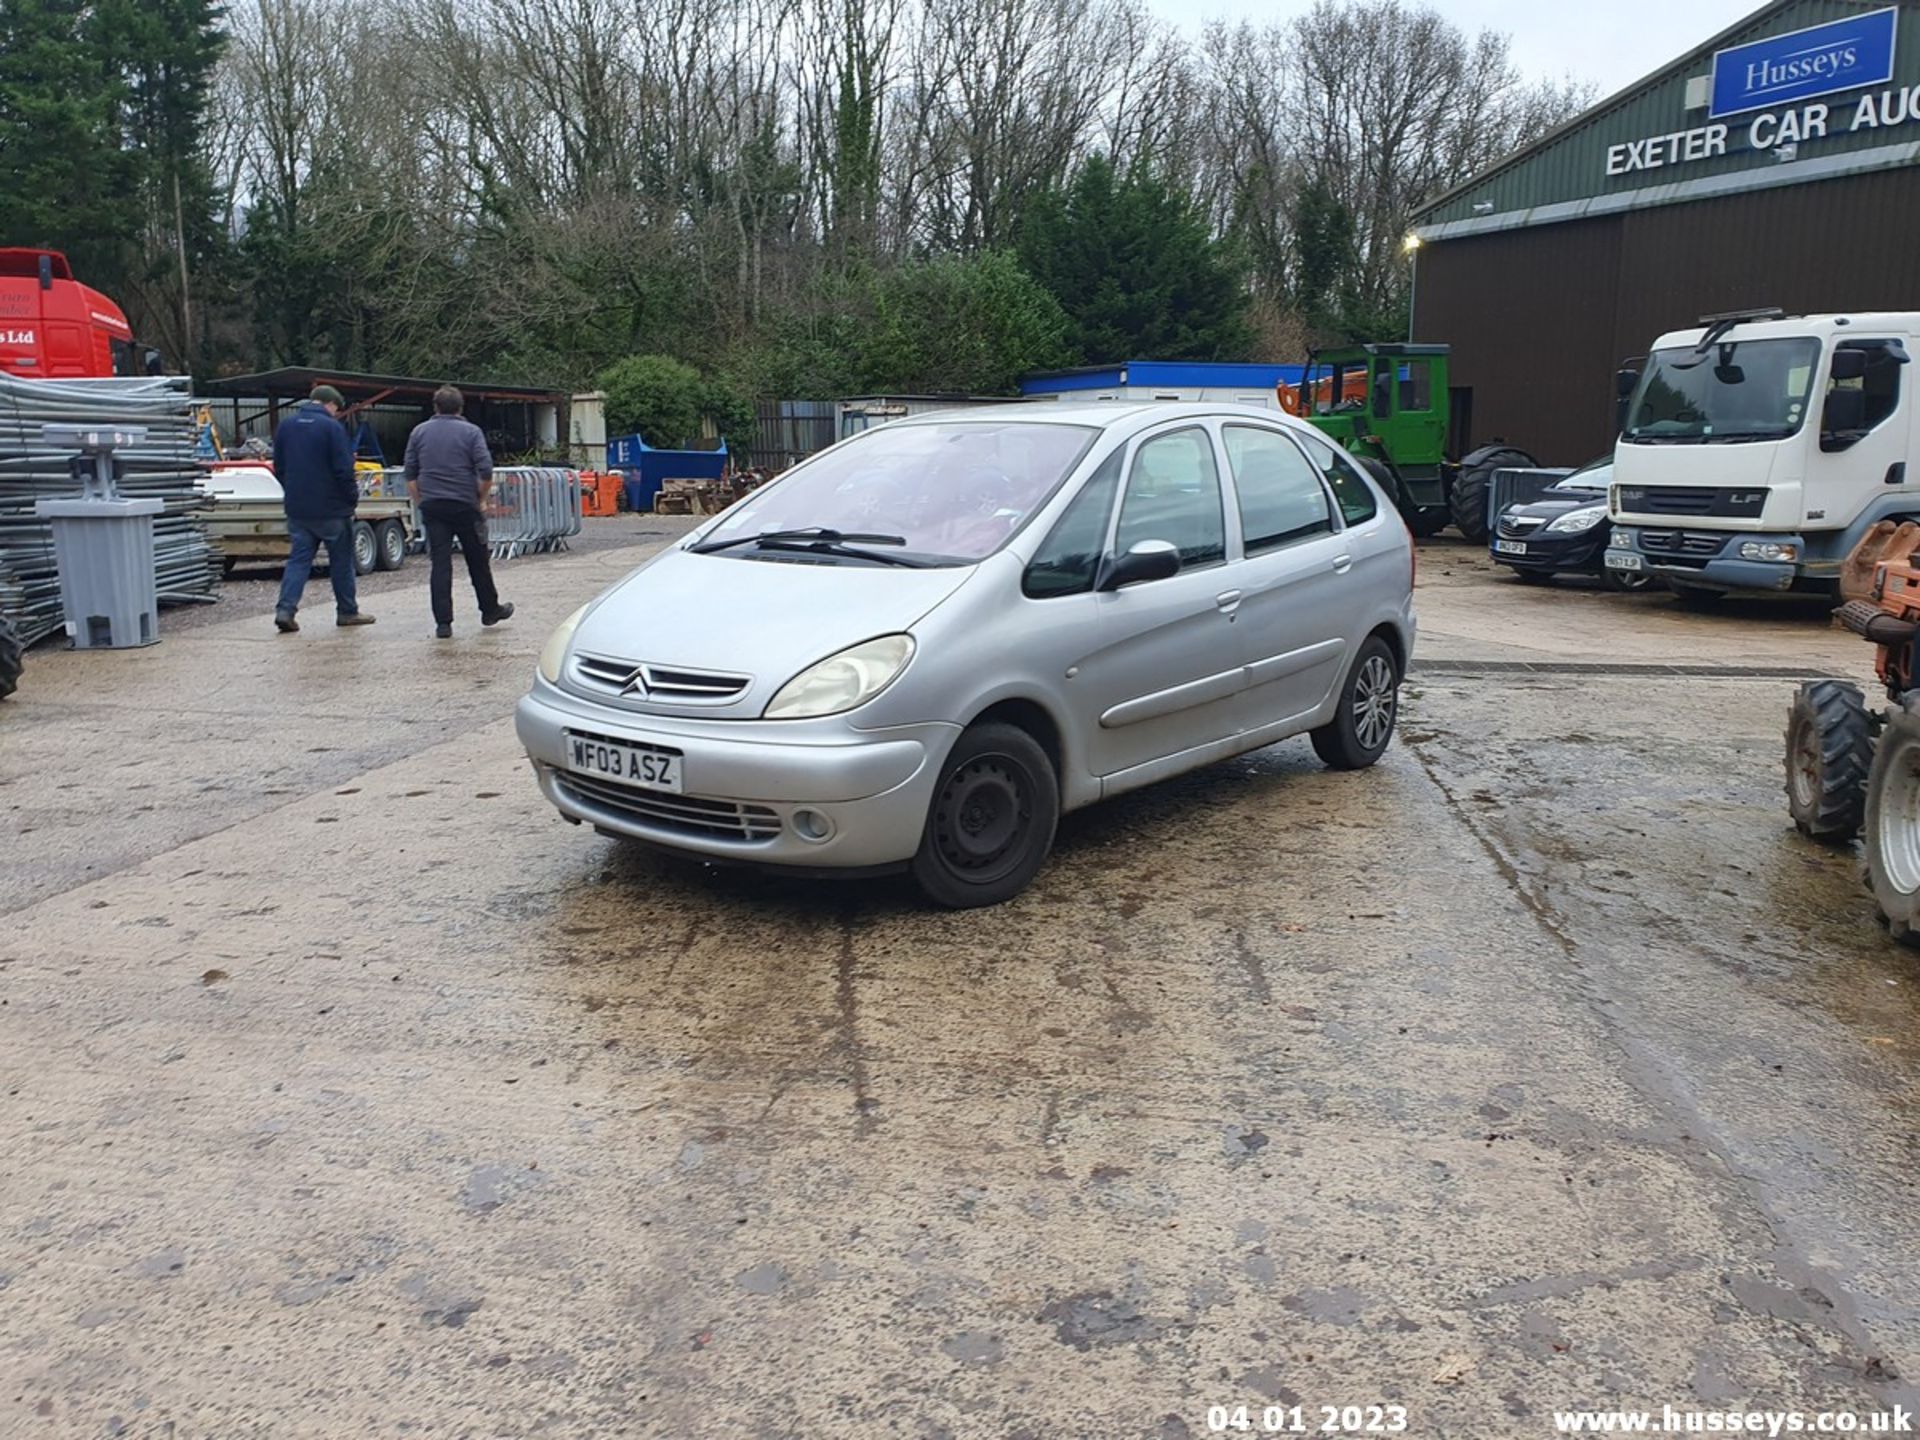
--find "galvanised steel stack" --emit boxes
[0,374,220,645]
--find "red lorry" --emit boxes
[0,248,156,379]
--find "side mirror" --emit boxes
[1101,539,1181,591]
[1614,368,1640,398]
[1831,348,1868,382]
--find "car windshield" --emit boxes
[696,420,1098,565]
[1624,338,1820,443]
[1552,460,1611,491]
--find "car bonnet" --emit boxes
[561,546,977,718]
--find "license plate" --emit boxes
[564,733,683,792]
[1605,551,1643,572]
[1494,539,1528,555]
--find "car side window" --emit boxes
[1223,425,1335,555]
[1114,428,1226,569]
[1296,431,1379,527]
[1023,450,1122,599]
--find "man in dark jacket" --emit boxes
[272,385,375,632]
[404,385,513,640]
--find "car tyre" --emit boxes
[351,520,378,576]
[1786,679,1872,842]
[375,518,407,571]
[0,615,22,701]
[1311,635,1400,770]
[910,721,1059,909]
[1866,700,1920,946]
[1512,569,1554,586]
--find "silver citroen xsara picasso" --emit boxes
[516,403,1416,907]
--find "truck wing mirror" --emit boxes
[1614,368,1640,398]
[1831,348,1868,382]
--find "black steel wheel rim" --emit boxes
[932,753,1034,882]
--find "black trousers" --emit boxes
[420,499,500,625]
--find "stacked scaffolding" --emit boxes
[0,374,219,644]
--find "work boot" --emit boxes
[481,603,515,627]
[336,612,377,628]
[435,624,452,640]
[274,611,298,633]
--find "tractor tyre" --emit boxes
[1785,680,1872,842]
[1449,446,1536,545]
[0,615,21,701]
[1865,699,1920,946]
[1356,457,1441,537]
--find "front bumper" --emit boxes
[1490,527,1608,574]
[515,686,957,868]
[1606,527,1809,593]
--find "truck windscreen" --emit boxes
[1624,338,1820,443]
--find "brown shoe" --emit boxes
[336,612,377,627]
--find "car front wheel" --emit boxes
[1311,636,1400,770]
[910,721,1059,909]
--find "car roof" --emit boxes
[886,399,1310,436]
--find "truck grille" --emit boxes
[1615,486,1768,518]
[556,771,782,842]
[572,653,751,706]
[1638,529,1728,567]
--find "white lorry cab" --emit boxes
[1605,309,1916,602]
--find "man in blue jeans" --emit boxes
[272,385,375,632]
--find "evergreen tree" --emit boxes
[1018,155,1252,364]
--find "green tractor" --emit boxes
[1285,343,1536,542]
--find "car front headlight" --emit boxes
[1544,505,1607,534]
[765,635,915,720]
[538,604,590,684]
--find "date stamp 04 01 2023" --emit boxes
[1206,1404,1412,1434]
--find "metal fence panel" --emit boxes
[1488,467,1575,531]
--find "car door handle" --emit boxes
[1332,554,1353,574]
[1215,589,1243,612]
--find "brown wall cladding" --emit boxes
[1413,167,1920,463]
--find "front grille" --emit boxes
[556,771,782,842]
[1615,486,1768,518]
[573,653,751,705]
[1498,514,1546,538]
[1638,529,1727,567]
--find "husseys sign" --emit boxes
[1606,6,1911,177]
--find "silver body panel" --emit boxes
[517,403,1417,869]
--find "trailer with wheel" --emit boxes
[197,462,414,576]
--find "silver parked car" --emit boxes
[517,403,1416,906]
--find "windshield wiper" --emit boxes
[691,526,907,554]
[754,539,932,568]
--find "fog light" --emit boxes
[1739,541,1799,562]
[791,808,834,842]
[1612,528,1636,548]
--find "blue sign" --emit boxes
[1710,6,1898,120]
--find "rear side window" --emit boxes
[1116,428,1226,568]
[1223,425,1334,554]
[1297,431,1379,527]
[1023,450,1121,598]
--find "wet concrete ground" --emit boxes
[3,535,1917,1437]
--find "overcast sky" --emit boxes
[1147,0,1763,96]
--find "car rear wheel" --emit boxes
[1311,635,1400,770]
[910,721,1059,909]
[375,518,407,571]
